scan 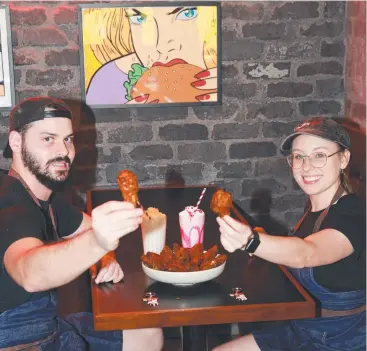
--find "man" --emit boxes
[0,97,163,350]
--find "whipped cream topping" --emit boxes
[143,207,166,223]
[184,206,204,215]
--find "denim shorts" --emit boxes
[40,312,122,351]
[0,293,122,351]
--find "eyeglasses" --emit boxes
[287,151,340,169]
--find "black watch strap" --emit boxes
[243,229,260,254]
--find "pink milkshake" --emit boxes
[179,206,205,248]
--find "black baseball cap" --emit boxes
[280,117,351,155]
[3,96,72,158]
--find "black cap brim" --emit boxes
[280,129,350,155]
[3,142,12,158]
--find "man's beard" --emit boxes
[21,144,71,191]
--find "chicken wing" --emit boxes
[210,189,232,217]
[116,170,139,207]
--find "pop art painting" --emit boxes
[79,2,221,108]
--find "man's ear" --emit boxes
[341,149,351,170]
[8,131,22,155]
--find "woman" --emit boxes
[214,117,366,351]
[82,6,218,105]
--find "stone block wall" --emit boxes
[0,1,348,230]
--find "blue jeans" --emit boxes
[0,292,122,350]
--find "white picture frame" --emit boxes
[0,5,15,110]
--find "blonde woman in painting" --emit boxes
[83,6,217,105]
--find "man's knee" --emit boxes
[123,328,163,351]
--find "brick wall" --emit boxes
[0,1,347,230]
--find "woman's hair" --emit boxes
[198,6,217,69]
[339,146,353,193]
[83,6,218,82]
[83,8,134,64]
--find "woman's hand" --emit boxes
[217,215,253,253]
[192,67,218,102]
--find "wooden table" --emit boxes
[86,186,316,351]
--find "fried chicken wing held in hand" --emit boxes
[210,189,233,217]
[116,170,139,207]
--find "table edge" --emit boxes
[93,297,316,330]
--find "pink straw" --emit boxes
[194,187,207,211]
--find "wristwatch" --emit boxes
[243,229,261,254]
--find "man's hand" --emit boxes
[91,201,143,251]
[217,215,253,253]
[90,252,124,284]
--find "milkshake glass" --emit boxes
[179,206,205,248]
[141,207,167,254]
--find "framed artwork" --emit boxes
[78,2,221,108]
[0,5,15,110]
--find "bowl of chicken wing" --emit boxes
[141,243,227,287]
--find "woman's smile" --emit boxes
[302,175,322,185]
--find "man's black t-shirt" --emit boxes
[296,194,366,292]
[0,173,83,313]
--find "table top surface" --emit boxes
[87,186,315,331]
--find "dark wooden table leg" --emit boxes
[182,325,208,351]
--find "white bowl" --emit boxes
[142,261,226,287]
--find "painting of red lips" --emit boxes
[131,59,216,103]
